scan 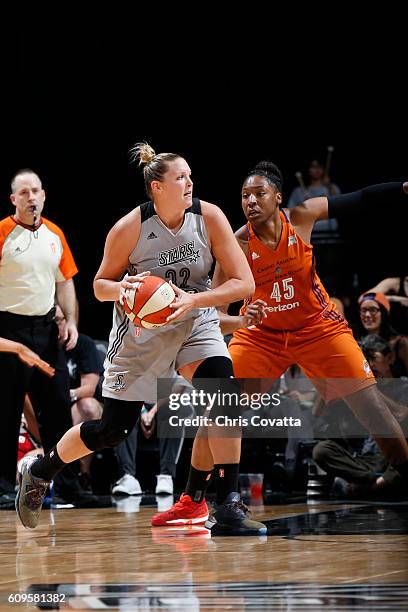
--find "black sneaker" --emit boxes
[54,476,101,507]
[15,456,49,529]
[72,488,113,509]
[205,492,267,536]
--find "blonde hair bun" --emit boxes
[130,142,156,166]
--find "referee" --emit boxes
[0,169,79,501]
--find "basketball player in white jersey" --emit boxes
[16,143,267,535]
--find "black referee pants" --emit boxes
[0,310,76,495]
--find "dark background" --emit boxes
[4,20,407,341]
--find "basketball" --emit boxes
[122,275,176,329]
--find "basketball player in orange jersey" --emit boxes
[16,143,267,535]
[162,164,408,534]
[211,161,408,497]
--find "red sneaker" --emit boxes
[151,493,209,526]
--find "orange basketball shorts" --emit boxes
[228,317,375,402]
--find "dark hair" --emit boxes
[245,160,283,193]
[359,303,398,341]
[11,168,40,193]
[359,334,391,359]
[129,142,181,198]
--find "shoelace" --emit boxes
[223,500,251,518]
[170,498,190,513]
[209,499,249,516]
[25,483,48,508]
[236,500,250,514]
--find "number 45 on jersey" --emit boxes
[270,277,294,302]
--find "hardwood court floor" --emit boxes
[1,501,408,609]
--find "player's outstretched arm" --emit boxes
[290,180,408,230]
[0,338,55,377]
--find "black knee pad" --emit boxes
[80,398,143,451]
[192,356,239,420]
[192,356,234,380]
[80,419,130,451]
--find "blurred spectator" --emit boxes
[288,159,341,206]
[359,335,408,421]
[313,436,403,498]
[360,334,400,379]
[112,377,194,497]
[240,378,315,486]
[313,335,408,498]
[21,395,42,454]
[278,368,317,479]
[368,275,408,334]
[279,364,318,410]
[287,159,346,296]
[55,305,104,490]
[17,411,43,474]
[358,292,408,376]
[288,159,341,243]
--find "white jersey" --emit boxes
[0,216,78,316]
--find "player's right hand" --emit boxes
[119,271,151,304]
[167,282,198,323]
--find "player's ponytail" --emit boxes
[129,142,181,198]
[130,142,157,166]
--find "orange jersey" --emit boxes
[229,209,375,400]
[239,209,341,331]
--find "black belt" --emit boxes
[0,306,56,325]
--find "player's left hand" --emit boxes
[167,282,198,323]
[243,299,268,327]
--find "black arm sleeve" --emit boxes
[328,182,406,219]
